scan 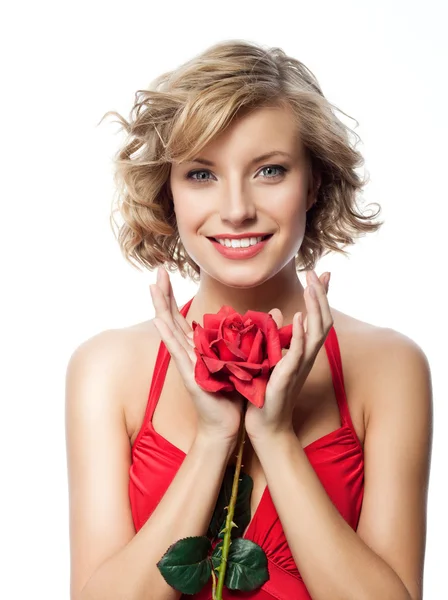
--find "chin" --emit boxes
[201,264,279,290]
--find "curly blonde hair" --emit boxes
[100,39,383,283]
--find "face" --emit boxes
[169,105,318,289]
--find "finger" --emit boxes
[153,267,193,344]
[150,284,196,361]
[158,267,193,339]
[166,271,194,338]
[282,312,305,374]
[268,308,283,329]
[304,272,324,345]
[152,317,196,389]
[308,271,333,333]
[266,312,305,390]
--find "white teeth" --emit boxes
[216,236,264,248]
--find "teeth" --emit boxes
[217,236,264,248]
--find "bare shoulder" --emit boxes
[334,315,432,600]
[65,321,164,598]
[66,319,162,439]
[330,307,432,427]
[66,319,159,391]
[331,306,430,357]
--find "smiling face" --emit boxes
[169,104,318,289]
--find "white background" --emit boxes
[2,0,446,598]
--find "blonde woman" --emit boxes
[65,40,432,600]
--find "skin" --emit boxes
[169,105,319,326]
[156,105,432,598]
[66,105,432,600]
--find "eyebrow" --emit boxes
[185,150,293,167]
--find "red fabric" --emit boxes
[129,297,365,599]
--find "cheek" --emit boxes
[273,172,308,212]
[173,194,207,234]
[172,199,210,262]
[272,189,308,229]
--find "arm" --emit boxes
[250,329,433,600]
[66,328,235,600]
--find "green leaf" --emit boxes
[207,465,253,540]
[156,536,212,594]
[211,538,269,591]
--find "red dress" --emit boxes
[129,297,365,599]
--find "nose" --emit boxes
[219,181,256,226]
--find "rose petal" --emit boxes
[211,337,247,361]
[202,355,227,373]
[194,355,234,393]
[265,316,285,365]
[193,324,219,359]
[229,373,268,408]
[224,360,263,373]
[241,312,279,362]
[193,306,290,406]
[203,306,236,330]
[242,310,271,331]
[219,314,245,345]
[225,362,253,381]
[279,324,293,349]
[246,328,264,364]
[239,325,257,357]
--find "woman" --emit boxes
[66,40,432,600]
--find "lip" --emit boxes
[210,232,272,240]
[209,235,272,260]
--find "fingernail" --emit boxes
[326,272,331,287]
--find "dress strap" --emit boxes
[145,297,195,423]
[324,325,356,434]
[144,301,355,441]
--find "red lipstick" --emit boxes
[208,234,273,260]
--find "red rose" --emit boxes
[192,306,293,408]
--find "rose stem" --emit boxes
[215,398,248,600]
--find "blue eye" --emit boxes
[259,165,287,178]
[186,165,287,184]
[187,170,213,182]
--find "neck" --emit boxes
[186,260,308,327]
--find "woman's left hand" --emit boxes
[244,270,333,442]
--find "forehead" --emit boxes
[172,104,304,168]
[201,105,300,156]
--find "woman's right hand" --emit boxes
[149,267,244,447]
